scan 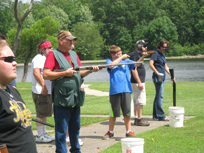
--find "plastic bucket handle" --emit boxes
[170,114,183,120]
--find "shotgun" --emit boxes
[54,61,144,72]
[127,47,175,56]
[32,118,55,128]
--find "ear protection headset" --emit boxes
[136,44,142,51]
[136,40,144,51]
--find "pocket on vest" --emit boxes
[58,88,77,107]
[77,89,85,107]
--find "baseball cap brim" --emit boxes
[65,36,78,41]
[143,42,148,45]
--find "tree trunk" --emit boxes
[13,24,22,55]
[12,0,35,54]
[21,53,31,82]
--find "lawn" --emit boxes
[16,83,109,130]
[86,82,204,153]
[17,81,204,153]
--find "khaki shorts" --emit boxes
[131,83,146,105]
[32,92,53,118]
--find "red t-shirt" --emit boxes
[44,50,82,71]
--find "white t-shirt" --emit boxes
[31,54,51,94]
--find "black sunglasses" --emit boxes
[0,56,16,63]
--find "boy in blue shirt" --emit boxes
[102,45,147,140]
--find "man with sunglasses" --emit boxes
[31,40,54,143]
[129,40,150,126]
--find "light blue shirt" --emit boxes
[106,58,135,95]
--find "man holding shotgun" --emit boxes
[129,40,150,126]
[43,31,100,153]
[102,45,147,140]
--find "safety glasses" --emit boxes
[110,51,122,56]
[44,47,52,50]
[0,56,16,63]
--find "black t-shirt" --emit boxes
[129,51,146,83]
[0,85,37,153]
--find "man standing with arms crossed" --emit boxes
[31,40,54,142]
[129,40,150,126]
[43,31,100,153]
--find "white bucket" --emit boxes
[121,138,144,153]
[169,107,185,127]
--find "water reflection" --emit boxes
[16,58,204,82]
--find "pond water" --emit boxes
[16,58,204,82]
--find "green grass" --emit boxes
[81,95,109,114]
[101,116,204,153]
[86,82,204,153]
[87,82,204,117]
[16,83,109,131]
[17,82,204,153]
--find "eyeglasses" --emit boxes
[161,46,167,49]
[111,52,122,56]
[44,47,52,49]
[0,56,16,63]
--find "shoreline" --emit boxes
[166,54,204,59]
[16,55,204,66]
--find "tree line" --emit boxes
[0,0,204,81]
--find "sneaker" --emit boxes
[102,131,114,140]
[126,131,136,137]
[36,135,52,143]
[66,137,83,146]
[137,118,150,126]
[44,133,55,141]
[134,118,138,125]
[66,137,70,144]
[79,140,83,146]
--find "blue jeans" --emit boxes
[152,78,166,120]
[54,106,81,153]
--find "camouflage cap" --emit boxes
[57,31,78,41]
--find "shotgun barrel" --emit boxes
[128,47,175,56]
[32,118,55,128]
[54,61,144,72]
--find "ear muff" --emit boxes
[136,44,142,51]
